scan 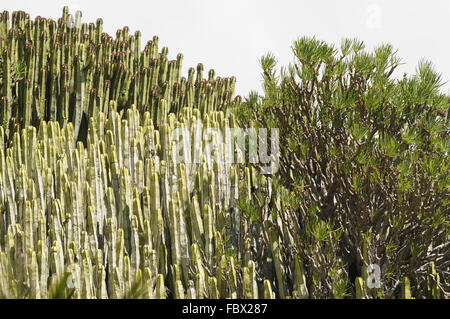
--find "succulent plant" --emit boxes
[0,15,269,295]
[0,8,238,143]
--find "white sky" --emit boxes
[3,0,450,97]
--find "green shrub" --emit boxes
[234,37,449,298]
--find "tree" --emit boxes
[235,37,449,298]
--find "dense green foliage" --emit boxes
[234,37,449,298]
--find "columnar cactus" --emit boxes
[0,8,239,143]
[355,277,365,299]
[427,262,441,299]
[401,277,412,299]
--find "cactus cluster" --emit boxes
[0,8,238,144]
[0,8,284,299]
[0,102,275,299]
[0,97,310,299]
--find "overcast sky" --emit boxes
[4,0,450,97]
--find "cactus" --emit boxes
[0,8,237,143]
[427,262,441,299]
[401,277,412,299]
[263,280,274,299]
[269,226,285,299]
[0,93,270,299]
[293,255,308,298]
[355,277,365,299]
[208,276,219,299]
[156,273,166,299]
